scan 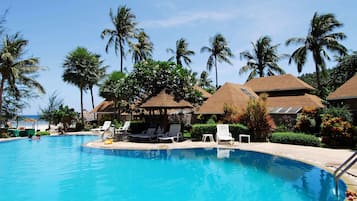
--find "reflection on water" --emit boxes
[82,146,346,201]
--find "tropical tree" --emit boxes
[101,6,137,72]
[52,105,78,132]
[167,38,195,67]
[129,30,153,64]
[39,91,64,129]
[99,71,132,120]
[201,34,234,88]
[128,60,202,105]
[198,71,214,93]
[240,36,286,81]
[86,55,107,110]
[286,12,347,95]
[62,47,100,123]
[0,33,45,117]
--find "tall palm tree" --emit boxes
[62,47,98,123]
[201,34,234,88]
[240,36,286,81]
[0,33,45,115]
[167,38,195,67]
[101,6,137,72]
[129,30,153,64]
[87,55,107,111]
[286,12,347,94]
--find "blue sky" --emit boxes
[2,0,357,115]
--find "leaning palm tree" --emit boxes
[62,47,98,123]
[101,6,137,72]
[286,12,347,94]
[167,38,195,67]
[201,34,234,88]
[129,30,153,64]
[240,36,286,81]
[0,33,45,115]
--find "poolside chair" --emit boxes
[91,121,112,134]
[129,127,157,142]
[114,121,131,141]
[158,124,182,143]
[216,124,234,144]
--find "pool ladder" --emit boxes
[334,151,357,197]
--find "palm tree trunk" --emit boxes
[215,55,218,89]
[90,87,96,120]
[80,87,84,124]
[315,63,321,96]
[119,41,124,72]
[0,78,5,118]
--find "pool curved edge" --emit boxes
[84,139,357,194]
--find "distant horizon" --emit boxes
[2,0,356,114]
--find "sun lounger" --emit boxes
[129,127,157,141]
[216,124,234,144]
[158,124,182,143]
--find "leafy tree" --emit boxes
[129,30,153,64]
[128,60,202,105]
[167,38,195,67]
[286,12,347,95]
[240,36,286,81]
[99,71,132,119]
[0,33,45,118]
[201,33,234,88]
[329,52,357,89]
[239,94,273,141]
[52,105,78,132]
[39,91,64,129]
[62,47,100,123]
[101,6,137,72]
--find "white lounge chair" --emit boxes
[158,124,182,143]
[114,121,131,141]
[216,124,234,144]
[91,121,112,134]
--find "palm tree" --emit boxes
[62,47,98,123]
[101,6,137,72]
[240,36,286,81]
[87,55,107,111]
[286,12,347,94]
[201,34,234,88]
[129,30,153,64]
[167,38,195,67]
[0,33,45,115]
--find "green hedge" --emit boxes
[191,124,248,140]
[36,131,50,136]
[271,132,320,147]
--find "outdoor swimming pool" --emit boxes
[0,135,346,201]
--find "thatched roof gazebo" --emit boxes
[140,90,193,130]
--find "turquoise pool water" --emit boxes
[0,136,346,201]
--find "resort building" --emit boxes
[327,75,357,124]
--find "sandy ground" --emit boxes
[2,133,357,192]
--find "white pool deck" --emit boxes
[2,133,357,192]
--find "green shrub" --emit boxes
[36,131,50,136]
[320,115,354,147]
[191,124,248,140]
[271,132,320,147]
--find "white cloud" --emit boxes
[142,11,237,28]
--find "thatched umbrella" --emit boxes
[140,90,193,130]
